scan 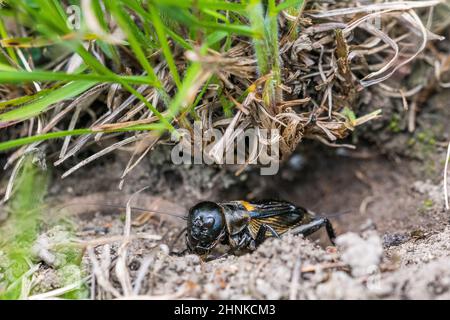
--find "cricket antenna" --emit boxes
[323,210,353,218]
[307,208,353,219]
[54,202,188,220]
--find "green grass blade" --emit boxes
[0,88,55,110]
[89,0,121,63]
[0,81,97,122]
[164,26,193,50]
[0,123,170,152]
[166,62,204,119]
[0,129,93,152]
[149,3,182,88]
[31,0,70,34]
[121,0,192,50]
[247,0,269,74]
[276,0,304,12]
[149,0,248,12]
[0,69,158,86]
[160,7,255,37]
[0,18,19,64]
[109,1,159,82]
[72,45,174,130]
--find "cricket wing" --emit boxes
[246,201,310,238]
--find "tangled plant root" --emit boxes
[184,1,443,167]
[0,1,444,180]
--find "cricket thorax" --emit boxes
[221,201,252,236]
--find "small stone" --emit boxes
[336,231,383,277]
[159,244,170,255]
[383,233,409,248]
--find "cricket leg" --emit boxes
[290,217,336,245]
[227,232,254,255]
[255,224,281,247]
[169,227,187,254]
[170,248,189,256]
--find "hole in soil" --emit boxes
[220,141,441,237]
[53,140,444,245]
[162,169,184,190]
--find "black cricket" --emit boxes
[67,199,337,258]
[183,200,336,256]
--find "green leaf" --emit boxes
[341,107,357,125]
[0,88,55,110]
[206,31,228,46]
[149,0,247,12]
[276,0,304,12]
[0,81,97,122]
[0,63,18,72]
[0,123,169,152]
[0,129,93,152]
[0,70,156,85]
[166,62,204,120]
[160,6,255,37]
[109,1,159,82]
[149,2,182,88]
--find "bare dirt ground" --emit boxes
[29,84,449,299]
